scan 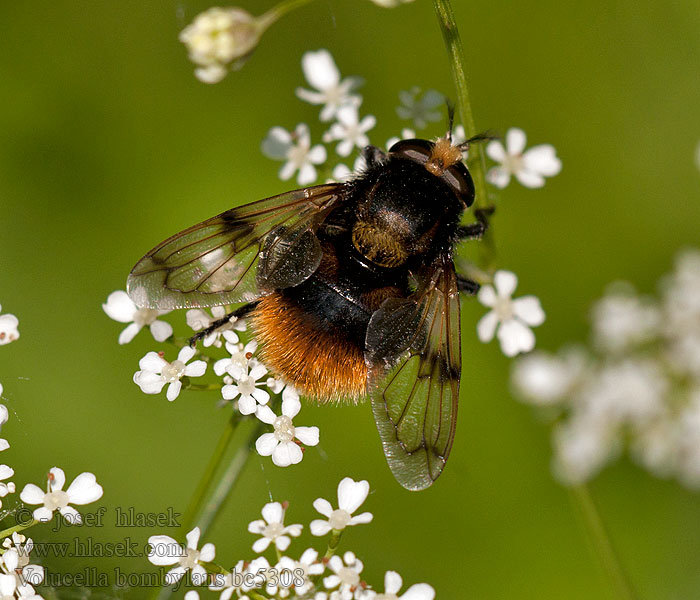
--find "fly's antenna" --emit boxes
[446,100,456,142]
[457,130,499,151]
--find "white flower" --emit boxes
[310,477,373,536]
[0,306,19,345]
[255,388,319,467]
[214,334,258,381]
[386,128,417,150]
[591,284,659,353]
[552,414,619,485]
[19,468,103,524]
[0,465,15,508]
[486,127,561,188]
[247,501,302,553]
[323,551,365,598]
[186,306,246,348]
[148,526,215,586]
[511,348,586,406]
[208,560,246,599]
[262,124,327,185]
[373,571,435,600]
[296,50,363,122]
[0,404,9,454]
[276,548,324,597]
[179,7,262,83]
[222,362,269,414]
[103,290,173,345]
[369,0,416,7]
[396,88,444,129]
[1,536,44,591]
[185,592,200,600]
[133,347,207,402]
[477,270,545,357]
[323,105,376,157]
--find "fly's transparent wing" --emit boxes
[366,257,461,490]
[127,184,342,309]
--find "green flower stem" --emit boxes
[184,382,223,392]
[180,414,240,534]
[323,529,343,559]
[196,419,266,538]
[0,519,38,541]
[433,0,496,270]
[258,0,317,30]
[569,485,637,600]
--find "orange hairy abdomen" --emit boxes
[251,293,368,403]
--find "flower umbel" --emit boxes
[179,7,263,83]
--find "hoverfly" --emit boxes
[127,127,490,491]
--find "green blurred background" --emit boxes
[1,1,700,598]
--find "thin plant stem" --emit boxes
[0,519,38,541]
[180,414,241,533]
[569,484,637,600]
[197,419,266,537]
[259,0,317,30]
[324,529,343,559]
[433,0,496,270]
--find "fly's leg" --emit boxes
[188,301,260,347]
[456,275,480,296]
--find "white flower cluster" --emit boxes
[105,292,321,468]
[261,50,474,187]
[0,307,104,600]
[179,7,264,83]
[148,477,435,599]
[511,249,700,488]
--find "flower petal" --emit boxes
[66,472,103,504]
[272,442,303,467]
[186,527,201,551]
[476,311,499,343]
[402,583,436,600]
[20,485,43,506]
[523,144,562,176]
[119,322,141,345]
[512,296,545,326]
[184,360,207,377]
[313,497,333,517]
[494,270,518,297]
[255,433,278,456]
[139,351,168,372]
[337,477,369,514]
[150,320,173,342]
[295,426,319,446]
[261,502,283,525]
[49,467,66,491]
[281,394,301,419]
[166,380,182,402]
[310,519,331,536]
[301,49,340,91]
[498,319,535,357]
[147,535,180,564]
[384,570,402,595]
[505,127,527,155]
[102,291,136,323]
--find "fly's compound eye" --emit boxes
[389,138,475,208]
[388,139,433,165]
[442,161,475,208]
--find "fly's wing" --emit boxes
[127,184,343,309]
[365,256,461,491]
